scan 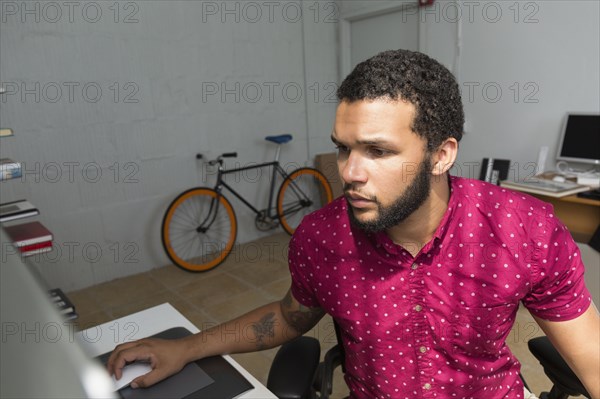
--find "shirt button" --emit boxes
[423,383,432,390]
[419,346,427,353]
[411,263,418,270]
[414,305,423,312]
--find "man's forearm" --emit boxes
[106,290,323,389]
[533,305,600,399]
[181,301,302,362]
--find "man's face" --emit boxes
[332,99,433,232]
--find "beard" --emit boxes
[345,155,433,233]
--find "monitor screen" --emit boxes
[556,114,600,165]
[1,228,116,399]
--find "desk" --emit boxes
[526,193,600,243]
[76,303,277,399]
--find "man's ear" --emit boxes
[431,138,458,176]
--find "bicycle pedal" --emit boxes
[255,213,278,231]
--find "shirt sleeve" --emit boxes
[522,210,592,321]
[288,219,321,308]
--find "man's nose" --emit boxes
[340,153,367,185]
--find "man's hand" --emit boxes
[105,291,323,390]
[106,337,190,389]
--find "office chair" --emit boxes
[528,337,591,399]
[267,333,590,399]
[267,336,341,399]
[267,322,345,399]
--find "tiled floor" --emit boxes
[68,232,568,398]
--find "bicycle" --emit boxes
[161,134,334,272]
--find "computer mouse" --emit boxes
[112,361,152,390]
[552,176,566,183]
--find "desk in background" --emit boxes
[76,303,277,399]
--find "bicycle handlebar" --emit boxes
[196,152,237,160]
[197,152,238,166]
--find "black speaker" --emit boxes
[589,224,600,253]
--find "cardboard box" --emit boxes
[315,152,343,200]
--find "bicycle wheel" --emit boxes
[277,167,333,235]
[161,187,237,272]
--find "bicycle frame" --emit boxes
[217,160,285,219]
[195,144,321,234]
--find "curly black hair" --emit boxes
[337,49,464,151]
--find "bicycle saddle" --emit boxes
[265,134,293,144]
[528,336,590,398]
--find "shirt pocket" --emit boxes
[444,303,517,358]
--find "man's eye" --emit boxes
[335,145,349,153]
[369,148,388,157]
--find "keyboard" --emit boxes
[505,178,581,193]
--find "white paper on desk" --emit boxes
[112,362,153,391]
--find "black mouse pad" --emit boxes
[97,327,254,399]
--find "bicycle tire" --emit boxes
[161,187,237,272]
[277,167,333,235]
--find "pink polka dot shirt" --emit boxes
[289,176,591,399]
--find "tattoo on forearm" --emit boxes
[252,312,276,350]
[281,290,324,334]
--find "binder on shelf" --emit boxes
[48,288,78,320]
[0,169,22,181]
[4,221,53,247]
[500,178,590,198]
[479,158,511,185]
[62,312,79,321]
[19,241,53,257]
[0,128,13,137]
[0,200,40,223]
[0,158,22,181]
[0,158,20,170]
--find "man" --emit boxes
[108,50,599,398]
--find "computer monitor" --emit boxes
[556,113,600,165]
[1,228,116,399]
